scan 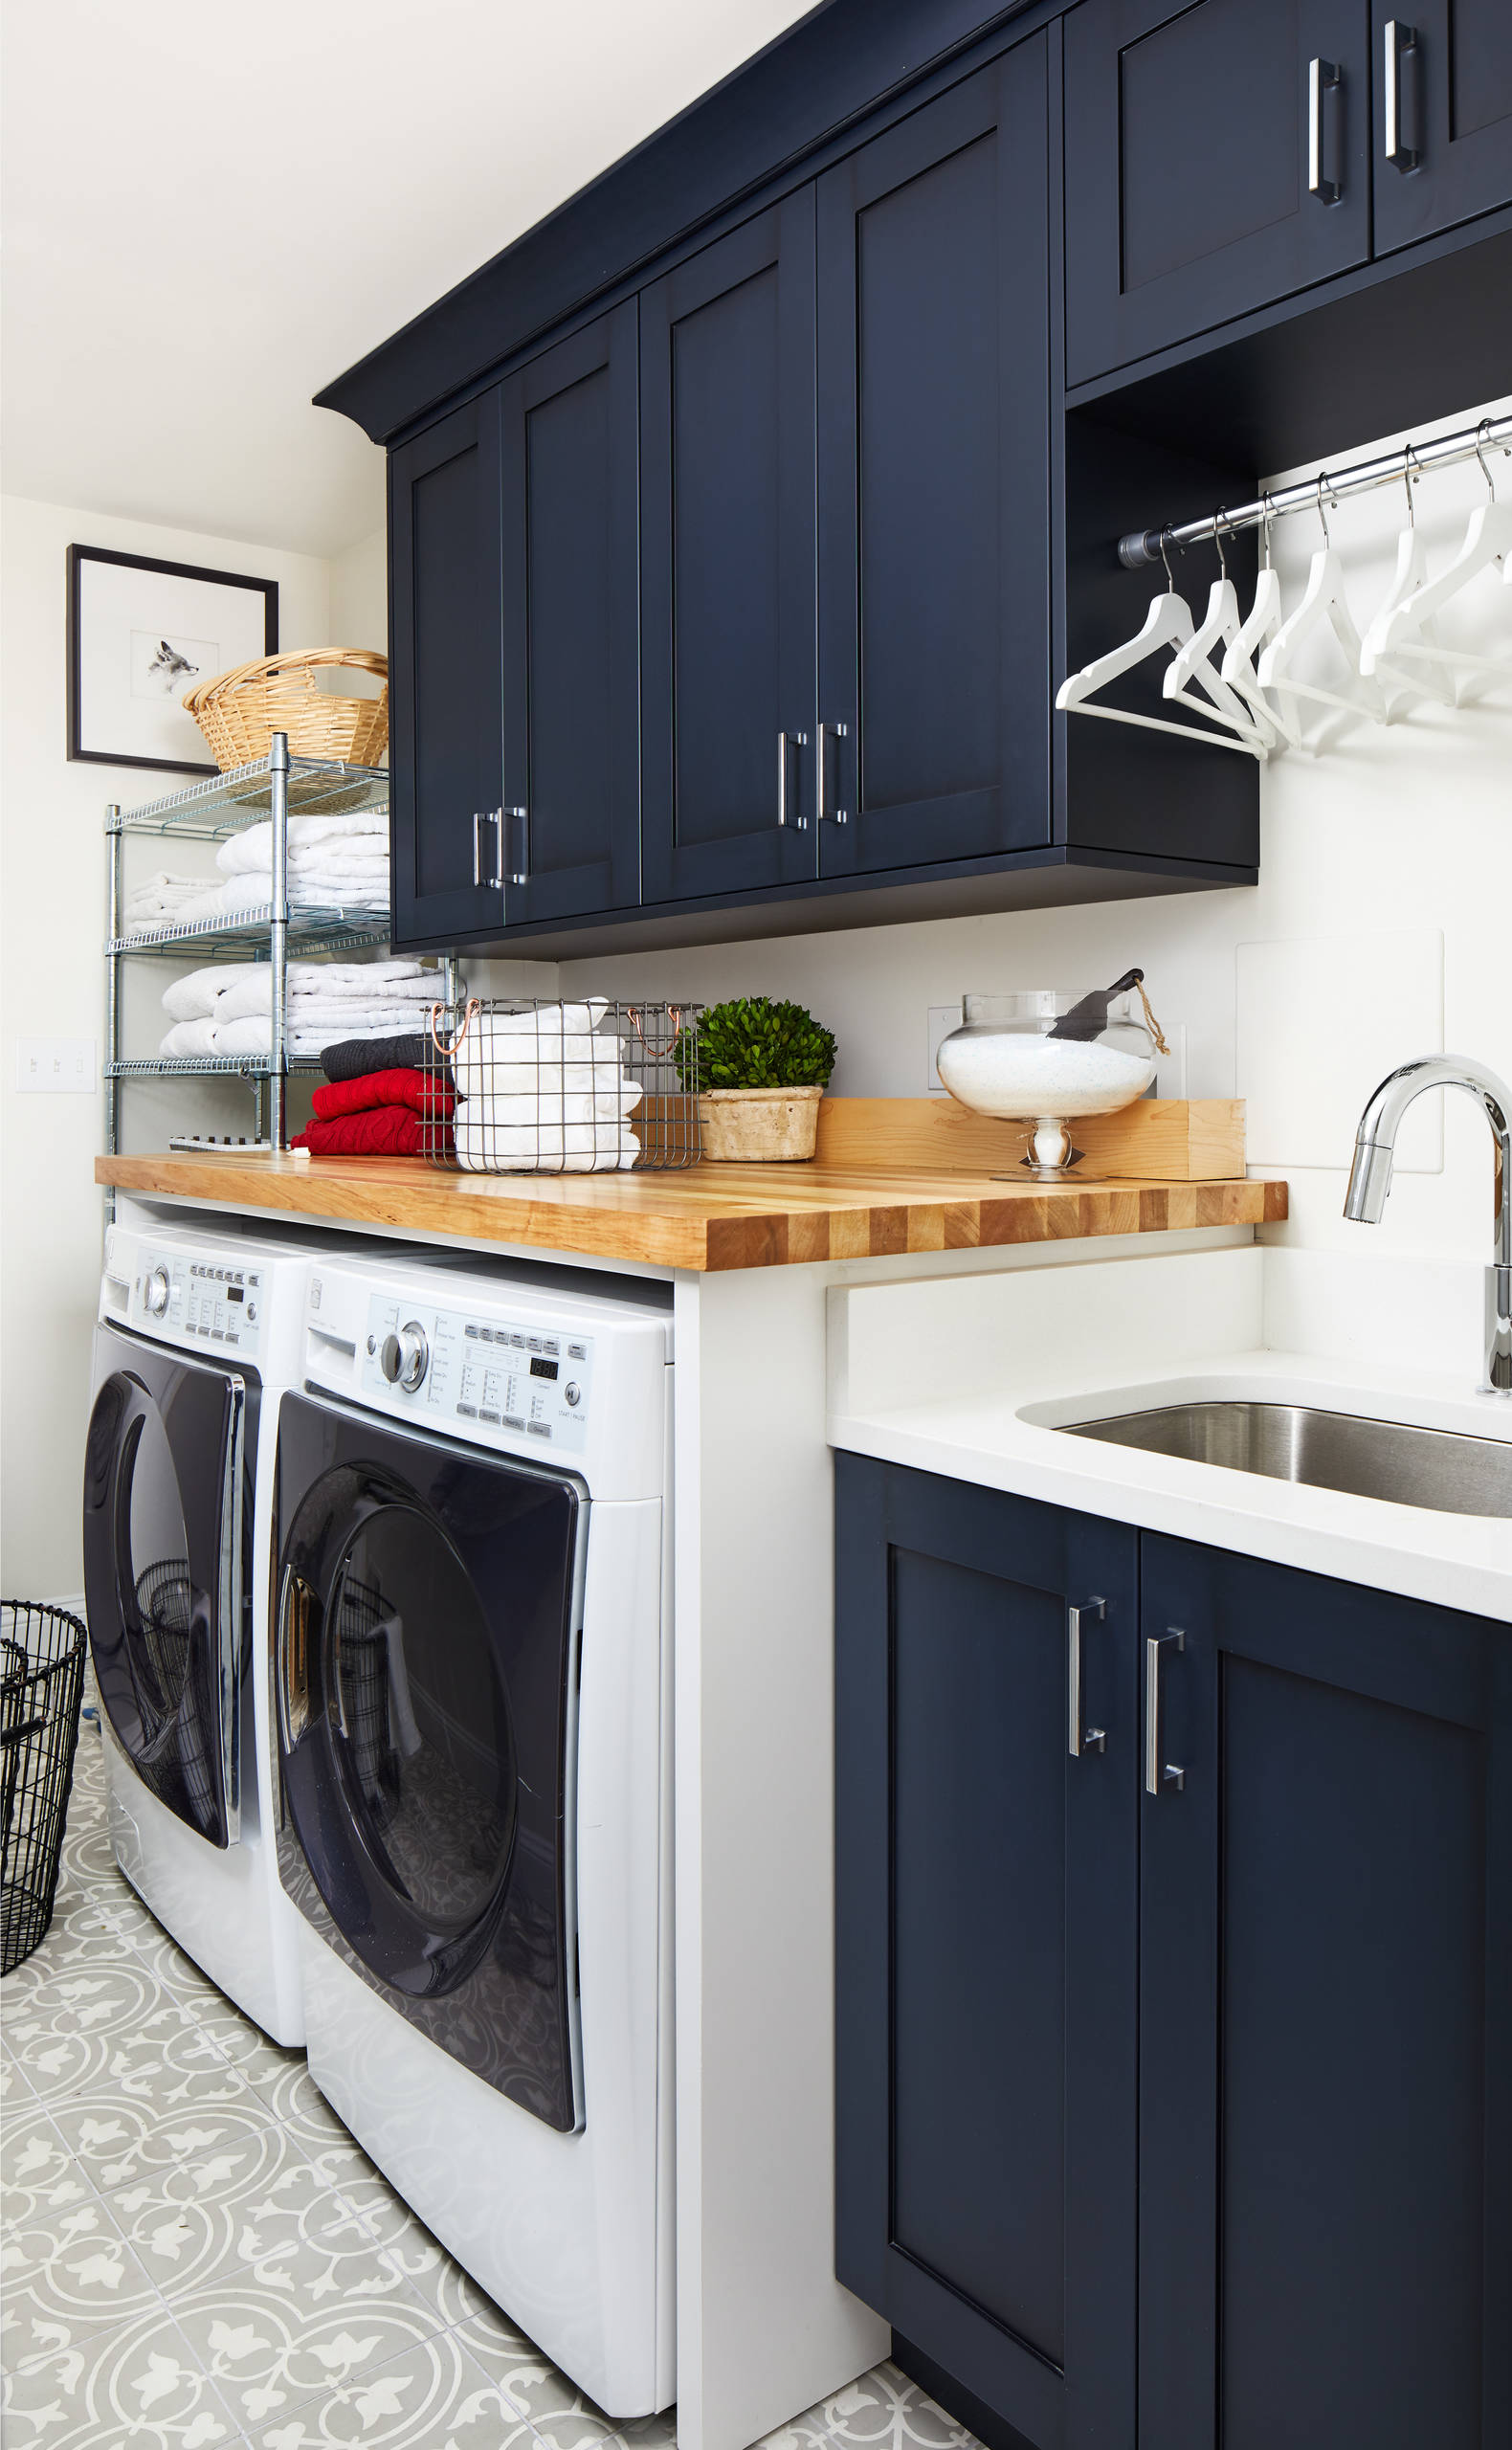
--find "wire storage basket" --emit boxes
[1,1602,87,1975]
[421,999,703,1173]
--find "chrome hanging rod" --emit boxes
[1116,411,1512,570]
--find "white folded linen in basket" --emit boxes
[453,1013,616,1095]
[452,1114,640,1173]
[458,1086,643,1126]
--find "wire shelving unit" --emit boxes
[103,733,442,1172]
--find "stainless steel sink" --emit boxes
[1061,1400,1512,1519]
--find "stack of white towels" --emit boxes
[159,960,444,1061]
[125,811,389,934]
[453,1002,642,1173]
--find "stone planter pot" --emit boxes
[697,1084,824,1162]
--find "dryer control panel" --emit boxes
[131,1248,264,1357]
[359,1293,593,1453]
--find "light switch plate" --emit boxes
[15,1036,97,1094]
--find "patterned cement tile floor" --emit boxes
[2,1716,985,2450]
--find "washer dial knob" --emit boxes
[145,1266,170,1317]
[380,1321,430,1392]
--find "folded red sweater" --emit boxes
[311,1067,455,1123]
[293,1106,451,1157]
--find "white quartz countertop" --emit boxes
[827,1245,1512,1624]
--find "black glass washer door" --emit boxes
[276,1392,584,2131]
[81,1324,250,1848]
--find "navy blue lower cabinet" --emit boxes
[834,1456,1141,2450]
[1137,1534,1512,2450]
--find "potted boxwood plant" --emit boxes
[679,995,837,1161]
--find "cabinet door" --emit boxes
[816,41,1051,880]
[1064,0,1370,388]
[1371,3,1512,254]
[1138,1535,1512,2450]
[639,192,817,904]
[389,391,506,946]
[500,302,641,926]
[835,1457,1140,2450]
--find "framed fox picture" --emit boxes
[66,545,278,773]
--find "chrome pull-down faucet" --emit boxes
[1345,1055,1512,1395]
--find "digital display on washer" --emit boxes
[529,1357,558,1380]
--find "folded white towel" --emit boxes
[288,960,422,993]
[453,1114,640,1174]
[454,1017,617,1097]
[126,872,213,922]
[209,964,440,1024]
[159,1018,220,1058]
[464,1060,633,1095]
[162,963,264,1023]
[215,813,388,874]
[215,873,388,918]
[460,1086,643,1125]
[463,1002,608,1038]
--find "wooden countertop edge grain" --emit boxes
[96,1152,1289,1273]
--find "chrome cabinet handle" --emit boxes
[817,722,849,823]
[777,731,809,829]
[503,805,529,886]
[1145,1629,1186,1795]
[1308,57,1344,203]
[472,809,504,891]
[1067,1596,1106,1757]
[1384,20,1421,169]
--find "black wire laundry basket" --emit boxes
[1,1601,87,1975]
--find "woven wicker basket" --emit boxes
[183,647,389,770]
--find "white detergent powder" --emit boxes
[937,1032,1153,1118]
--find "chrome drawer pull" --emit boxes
[1067,1596,1106,1758]
[1145,1628,1186,1795]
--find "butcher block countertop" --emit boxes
[97,1099,1287,1274]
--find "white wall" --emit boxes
[0,496,333,1595]
[561,393,1512,1273]
[329,523,388,655]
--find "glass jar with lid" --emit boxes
[935,988,1160,1176]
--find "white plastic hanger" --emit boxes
[1161,516,1273,755]
[1357,446,1455,706]
[1056,534,1263,756]
[1256,476,1389,727]
[1219,501,1303,750]
[1362,423,1512,696]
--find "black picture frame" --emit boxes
[66,544,279,774]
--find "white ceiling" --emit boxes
[1,0,816,560]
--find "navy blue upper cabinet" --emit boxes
[500,301,641,925]
[1064,0,1372,387]
[817,40,1052,876]
[639,194,818,905]
[389,391,507,944]
[834,1457,1141,2450]
[1370,2,1512,255]
[1138,1533,1512,2450]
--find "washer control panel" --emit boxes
[132,1250,263,1355]
[360,1293,593,1451]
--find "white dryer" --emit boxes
[82,1215,333,2045]
[272,1250,674,2417]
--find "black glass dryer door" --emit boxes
[81,1325,251,1848]
[275,1394,584,2131]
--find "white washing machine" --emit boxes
[271,1249,675,2417]
[82,1215,339,2045]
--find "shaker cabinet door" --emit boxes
[816,39,1052,880]
[1063,0,1371,388]
[834,1457,1141,2450]
[389,391,507,946]
[1137,1534,1512,2450]
[500,301,641,926]
[639,191,818,905]
[1371,1,1512,255]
